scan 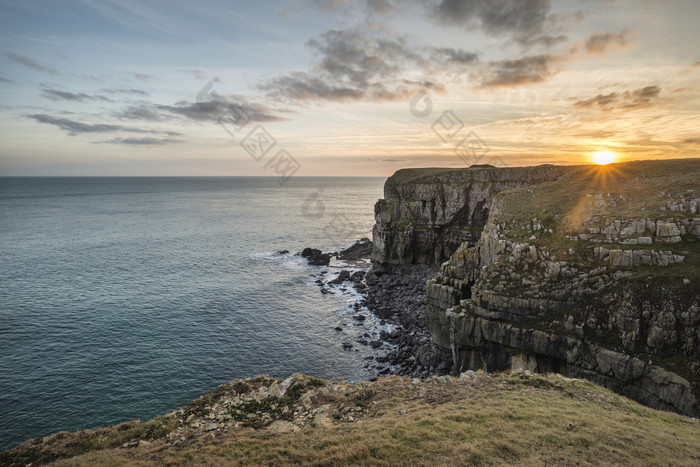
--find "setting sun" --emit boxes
[591,151,618,165]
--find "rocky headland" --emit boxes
[300,160,699,417]
[370,159,699,416]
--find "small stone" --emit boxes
[399,410,407,415]
[268,382,283,398]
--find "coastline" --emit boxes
[304,239,452,380]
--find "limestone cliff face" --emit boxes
[371,165,577,271]
[373,160,700,416]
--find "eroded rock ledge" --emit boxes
[373,159,700,416]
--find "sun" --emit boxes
[591,151,618,165]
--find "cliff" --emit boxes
[374,159,700,416]
[372,165,578,271]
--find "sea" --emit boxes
[0,176,386,451]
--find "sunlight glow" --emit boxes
[591,151,618,165]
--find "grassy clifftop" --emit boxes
[495,159,699,234]
[3,372,699,466]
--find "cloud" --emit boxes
[364,0,394,15]
[431,0,555,44]
[430,47,479,65]
[157,101,284,123]
[683,138,700,144]
[0,76,14,84]
[259,29,448,102]
[28,114,182,136]
[41,89,113,102]
[518,34,568,48]
[473,29,632,88]
[115,99,284,124]
[101,88,149,96]
[7,52,59,75]
[476,54,557,87]
[367,157,409,162]
[312,0,351,11]
[132,73,156,82]
[93,137,183,145]
[573,85,662,110]
[115,105,171,121]
[583,30,627,54]
[693,61,700,67]
[81,74,110,82]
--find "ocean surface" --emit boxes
[0,176,386,451]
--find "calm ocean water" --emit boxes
[0,176,385,451]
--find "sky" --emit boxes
[0,0,699,176]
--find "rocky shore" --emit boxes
[301,239,452,380]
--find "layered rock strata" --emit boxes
[373,160,700,416]
[371,165,578,272]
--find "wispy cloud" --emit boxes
[0,76,14,84]
[157,101,283,123]
[41,89,113,102]
[115,105,171,122]
[28,114,182,136]
[101,88,149,96]
[574,85,662,111]
[7,52,59,75]
[92,136,183,145]
[582,30,628,54]
[430,47,479,65]
[476,54,558,87]
[115,99,284,124]
[367,157,409,162]
[132,73,157,82]
[81,74,111,82]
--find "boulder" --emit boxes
[300,248,331,266]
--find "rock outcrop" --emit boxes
[373,159,700,416]
[371,165,578,272]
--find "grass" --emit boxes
[495,159,700,239]
[387,167,469,186]
[5,372,699,466]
